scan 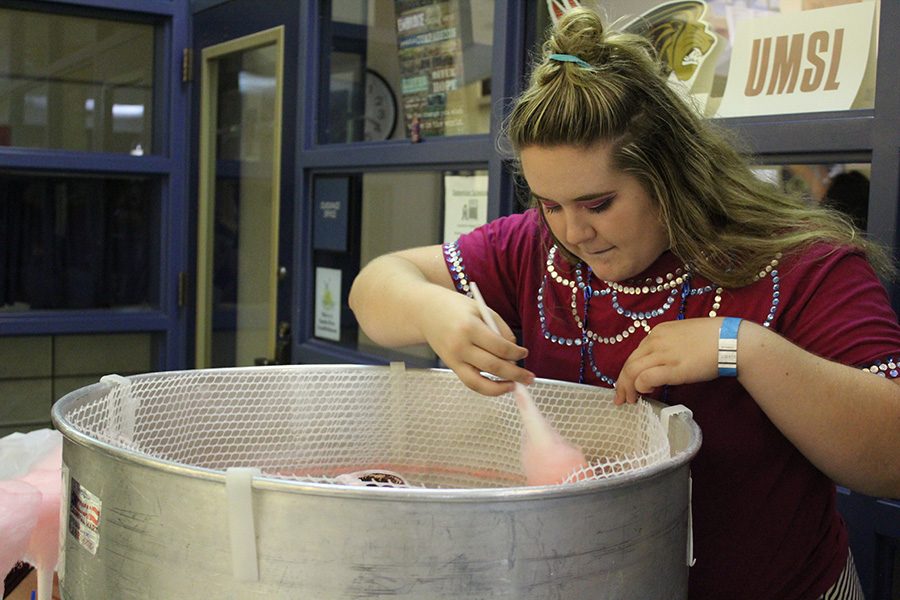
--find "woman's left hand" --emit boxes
[615,318,724,404]
[617,316,900,497]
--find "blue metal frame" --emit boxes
[0,311,171,335]
[34,0,177,13]
[721,111,874,154]
[869,0,900,317]
[3,0,177,17]
[838,489,900,598]
[0,0,191,371]
[0,150,172,173]
[163,1,191,369]
[491,0,528,219]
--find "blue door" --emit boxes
[190,0,299,367]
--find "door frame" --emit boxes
[195,26,285,367]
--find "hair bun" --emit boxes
[546,8,607,66]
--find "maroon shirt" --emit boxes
[443,209,900,599]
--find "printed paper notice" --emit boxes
[443,174,488,243]
[717,2,875,117]
[314,267,341,342]
[68,477,101,555]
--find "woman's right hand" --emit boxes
[416,285,534,396]
[350,246,534,396]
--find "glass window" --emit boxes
[0,7,155,154]
[0,172,160,311]
[310,169,488,363]
[754,162,870,229]
[323,0,494,143]
[534,0,879,118]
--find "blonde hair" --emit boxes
[501,8,892,286]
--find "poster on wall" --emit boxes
[394,0,464,137]
[621,1,723,117]
[313,177,350,252]
[716,2,875,117]
[443,174,488,243]
[314,267,341,342]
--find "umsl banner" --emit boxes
[717,2,875,117]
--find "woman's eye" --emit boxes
[541,202,562,214]
[585,196,614,212]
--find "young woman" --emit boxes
[349,8,899,599]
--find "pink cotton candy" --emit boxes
[28,441,62,473]
[513,384,589,486]
[0,479,41,579]
[18,445,63,600]
[20,465,62,574]
[467,282,588,487]
[520,434,590,486]
[0,429,63,600]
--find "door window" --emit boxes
[196,28,284,368]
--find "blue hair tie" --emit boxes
[548,53,592,69]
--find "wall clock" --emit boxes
[364,69,397,141]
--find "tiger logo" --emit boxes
[623,1,718,83]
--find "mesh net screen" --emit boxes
[58,365,671,489]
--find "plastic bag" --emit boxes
[0,429,63,600]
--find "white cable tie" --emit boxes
[389,361,408,401]
[658,405,696,566]
[389,361,407,375]
[659,404,692,444]
[100,374,137,444]
[100,374,131,386]
[389,362,408,448]
[226,467,261,582]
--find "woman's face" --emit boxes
[520,143,669,282]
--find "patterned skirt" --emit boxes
[818,553,865,600]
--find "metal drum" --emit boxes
[51,365,701,599]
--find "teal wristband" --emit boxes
[718,317,742,377]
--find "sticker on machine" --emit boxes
[68,478,101,555]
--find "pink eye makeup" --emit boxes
[539,200,562,213]
[582,195,615,212]
[534,194,615,214]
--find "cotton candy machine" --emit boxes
[51,364,701,599]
